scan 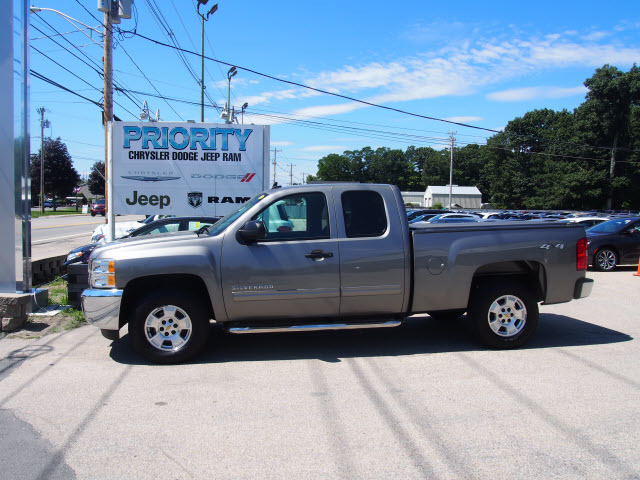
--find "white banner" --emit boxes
[111,122,270,216]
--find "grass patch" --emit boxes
[31,208,88,218]
[47,277,69,306]
[63,309,87,330]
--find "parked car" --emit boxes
[427,213,480,223]
[406,209,447,222]
[90,214,175,243]
[66,216,220,265]
[587,216,640,271]
[91,199,106,216]
[408,213,439,224]
[557,216,610,229]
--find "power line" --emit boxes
[128,29,640,155]
[30,70,102,108]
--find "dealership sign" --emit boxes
[112,122,270,215]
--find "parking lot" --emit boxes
[0,268,638,479]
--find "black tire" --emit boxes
[467,279,538,349]
[427,309,466,321]
[101,212,106,216]
[594,248,617,272]
[91,212,96,217]
[129,289,210,364]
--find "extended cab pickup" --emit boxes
[82,184,593,363]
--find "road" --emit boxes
[0,269,638,479]
[31,214,143,260]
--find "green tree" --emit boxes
[576,64,640,208]
[88,161,105,196]
[30,137,80,204]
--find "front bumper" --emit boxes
[573,277,594,299]
[81,288,123,331]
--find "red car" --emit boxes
[90,199,106,216]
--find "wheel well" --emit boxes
[593,245,618,260]
[471,261,545,302]
[119,274,214,329]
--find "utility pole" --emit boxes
[448,131,456,210]
[607,132,619,210]
[37,107,47,213]
[103,8,112,225]
[301,172,305,185]
[271,148,281,186]
[288,163,295,185]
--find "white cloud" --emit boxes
[236,25,640,119]
[300,145,349,152]
[487,86,587,102]
[271,141,293,146]
[292,102,365,117]
[444,116,483,123]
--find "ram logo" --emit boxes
[187,191,203,208]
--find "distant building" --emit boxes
[424,185,482,209]
[400,191,424,206]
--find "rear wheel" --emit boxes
[468,279,538,349]
[594,248,617,272]
[129,289,210,364]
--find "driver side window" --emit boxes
[252,192,329,241]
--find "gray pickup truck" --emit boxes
[82,183,593,363]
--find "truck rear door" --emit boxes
[333,185,410,316]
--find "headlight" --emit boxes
[90,259,116,288]
[66,251,84,263]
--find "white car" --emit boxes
[90,215,174,243]
[557,216,609,229]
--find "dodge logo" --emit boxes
[188,191,203,208]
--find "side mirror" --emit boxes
[238,220,266,244]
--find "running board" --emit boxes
[227,320,402,334]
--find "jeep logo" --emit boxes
[125,190,171,209]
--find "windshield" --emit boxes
[208,193,268,236]
[588,218,636,234]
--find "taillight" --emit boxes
[576,237,588,270]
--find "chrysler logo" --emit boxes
[121,175,181,182]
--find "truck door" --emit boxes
[334,186,408,316]
[220,191,340,322]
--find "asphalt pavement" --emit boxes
[0,269,638,479]
[30,214,143,260]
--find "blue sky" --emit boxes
[29,0,640,185]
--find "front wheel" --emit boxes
[129,289,210,364]
[91,212,96,217]
[594,248,617,272]
[467,279,538,349]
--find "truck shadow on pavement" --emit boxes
[109,313,633,365]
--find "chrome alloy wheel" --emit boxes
[596,249,616,271]
[144,305,193,351]
[487,295,527,337]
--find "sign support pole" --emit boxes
[107,121,115,242]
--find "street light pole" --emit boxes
[226,66,237,124]
[241,102,248,124]
[196,1,218,122]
